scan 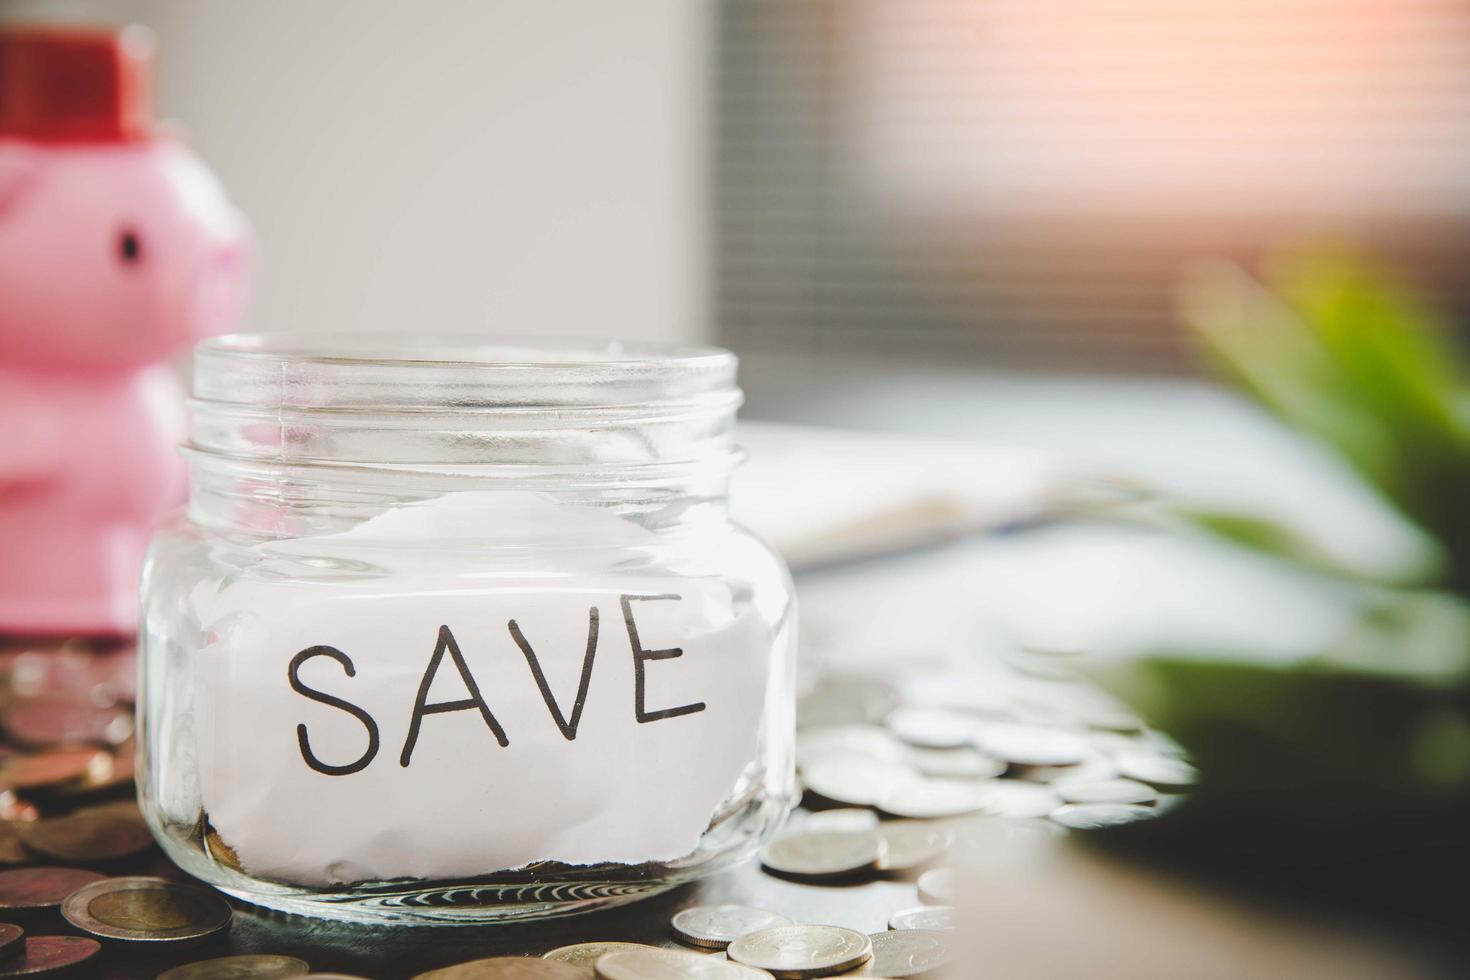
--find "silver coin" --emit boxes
[672,905,794,951]
[760,831,885,881]
[543,943,655,969]
[797,808,880,834]
[905,747,1005,780]
[595,948,744,980]
[977,780,1062,819]
[974,723,1090,767]
[1115,753,1198,790]
[60,876,231,944]
[1055,778,1157,806]
[801,757,911,808]
[728,925,872,979]
[915,867,957,906]
[797,676,902,729]
[878,778,990,820]
[888,906,956,931]
[876,821,952,872]
[884,707,982,750]
[846,930,951,978]
[1049,803,1159,830]
[796,725,908,771]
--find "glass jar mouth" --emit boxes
[194,333,739,411]
[188,334,744,482]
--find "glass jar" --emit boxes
[138,335,797,924]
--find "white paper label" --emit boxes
[191,570,769,886]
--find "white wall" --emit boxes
[1,0,711,345]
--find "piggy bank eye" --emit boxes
[117,228,143,265]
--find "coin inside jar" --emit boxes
[671,905,793,950]
[0,936,101,978]
[0,868,106,912]
[760,831,885,881]
[727,925,872,979]
[542,943,656,970]
[414,957,590,980]
[595,948,743,980]
[158,955,312,980]
[60,876,232,944]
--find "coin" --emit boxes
[543,943,655,969]
[1,699,132,750]
[672,905,793,950]
[846,930,950,978]
[1055,778,1157,806]
[977,780,1061,819]
[795,725,908,771]
[797,809,879,834]
[884,707,982,750]
[760,831,885,881]
[158,955,312,980]
[800,757,911,809]
[0,827,27,866]
[0,924,20,959]
[727,925,872,979]
[61,876,231,944]
[53,749,135,799]
[888,907,955,931]
[595,947,744,980]
[878,778,990,820]
[0,936,100,977]
[414,957,589,980]
[796,676,902,729]
[0,750,104,793]
[1049,803,1158,830]
[915,867,956,906]
[974,724,1090,767]
[19,812,154,863]
[1115,754,1198,790]
[0,868,106,912]
[876,821,952,872]
[205,831,244,874]
[905,747,1005,780]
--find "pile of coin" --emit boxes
[787,652,1196,860]
[498,903,956,979]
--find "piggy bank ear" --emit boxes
[0,145,42,217]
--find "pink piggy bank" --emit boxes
[0,26,249,635]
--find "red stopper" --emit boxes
[0,24,155,142]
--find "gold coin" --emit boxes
[0,750,103,793]
[414,957,589,980]
[19,812,154,863]
[158,955,312,980]
[542,943,655,969]
[0,868,106,911]
[0,936,101,977]
[61,876,231,944]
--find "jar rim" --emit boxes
[188,333,743,480]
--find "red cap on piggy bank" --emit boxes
[0,25,155,141]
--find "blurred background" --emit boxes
[5,0,1470,975]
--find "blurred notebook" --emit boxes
[732,421,1058,569]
